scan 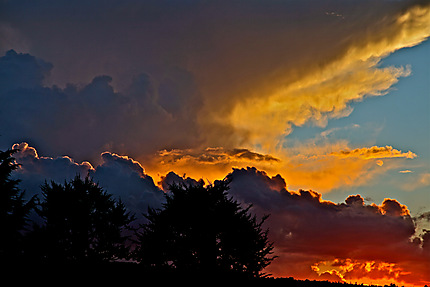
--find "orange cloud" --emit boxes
[330,146,417,160]
[276,144,416,192]
[143,143,417,193]
[311,259,421,286]
[199,2,430,152]
[145,147,282,185]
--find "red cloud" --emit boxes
[225,167,430,285]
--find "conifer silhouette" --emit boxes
[35,175,135,263]
[0,149,35,261]
[134,179,275,278]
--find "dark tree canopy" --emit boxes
[34,175,135,263]
[0,149,34,261]
[134,179,275,278]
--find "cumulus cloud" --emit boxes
[158,171,200,191]
[224,167,430,285]
[0,50,202,163]
[91,151,165,215]
[11,143,164,218]
[11,142,93,198]
[8,142,430,285]
[0,49,52,93]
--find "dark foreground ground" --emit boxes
[5,262,399,286]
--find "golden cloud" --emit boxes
[157,147,280,165]
[123,2,429,194]
[330,146,417,160]
[144,142,417,193]
[199,2,430,152]
[311,259,414,286]
[145,147,282,184]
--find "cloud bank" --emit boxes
[10,143,430,285]
[1,1,428,194]
[225,167,430,285]
[0,50,202,164]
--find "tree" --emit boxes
[134,179,276,278]
[0,149,35,261]
[35,175,135,263]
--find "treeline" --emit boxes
[263,278,408,287]
[1,148,275,280]
[1,148,415,287]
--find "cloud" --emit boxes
[158,171,200,191]
[11,143,164,218]
[201,0,430,150]
[1,2,429,283]
[145,147,282,186]
[224,166,430,285]
[1,50,419,195]
[9,142,430,285]
[0,50,202,163]
[0,1,428,195]
[11,142,94,198]
[1,1,429,156]
[276,143,417,192]
[144,141,418,193]
[312,259,414,286]
[91,151,165,216]
[157,147,280,165]
[0,50,52,93]
[330,146,417,160]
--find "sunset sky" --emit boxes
[1,0,429,285]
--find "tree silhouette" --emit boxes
[34,175,135,263]
[134,179,276,278]
[0,149,35,262]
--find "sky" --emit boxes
[1,0,429,285]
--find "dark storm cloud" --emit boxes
[0,50,202,163]
[0,49,52,93]
[2,0,428,154]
